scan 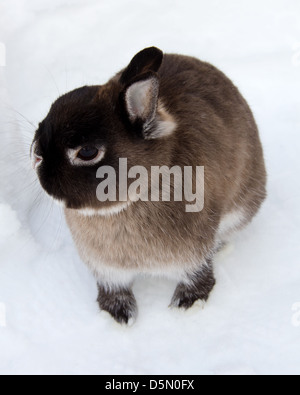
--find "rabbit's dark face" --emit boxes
[32,47,177,211]
[32,85,116,209]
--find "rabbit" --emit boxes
[31,47,267,325]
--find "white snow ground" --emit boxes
[0,0,300,375]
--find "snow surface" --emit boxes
[0,0,300,375]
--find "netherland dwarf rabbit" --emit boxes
[31,47,266,324]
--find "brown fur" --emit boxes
[65,53,266,275]
[33,47,267,323]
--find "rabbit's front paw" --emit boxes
[97,285,137,325]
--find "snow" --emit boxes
[0,0,300,375]
[0,204,21,239]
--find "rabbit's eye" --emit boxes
[77,147,99,161]
[67,146,105,166]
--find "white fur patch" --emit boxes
[145,263,200,283]
[77,202,131,218]
[150,119,177,139]
[192,300,206,310]
[127,317,136,327]
[92,263,137,290]
[88,256,195,291]
[145,103,177,140]
[52,198,65,208]
[169,299,206,317]
[218,209,246,237]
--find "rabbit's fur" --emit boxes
[32,47,266,324]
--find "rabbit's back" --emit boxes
[158,54,267,232]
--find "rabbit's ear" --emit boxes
[120,47,163,85]
[123,72,159,131]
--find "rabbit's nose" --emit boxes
[32,153,43,170]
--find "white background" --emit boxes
[0,0,300,375]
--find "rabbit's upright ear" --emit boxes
[120,47,163,85]
[123,72,159,130]
[120,47,175,139]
